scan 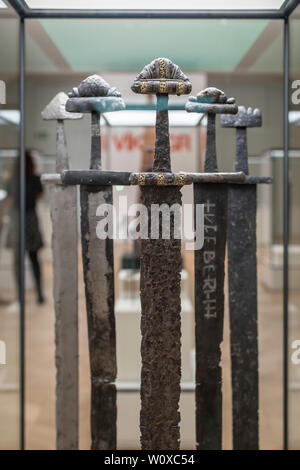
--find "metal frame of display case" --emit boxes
[5,0,300,450]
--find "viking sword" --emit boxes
[131,57,192,450]
[41,92,82,450]
[186,88,238,449]
[221,106,262,450]
[66,75,125,450]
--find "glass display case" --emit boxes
[1,0,299,450]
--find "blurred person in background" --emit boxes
[4,150,45,305]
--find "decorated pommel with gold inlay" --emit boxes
[131,58,192,96]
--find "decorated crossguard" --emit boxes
[132,58,191,450]
[66,76,125,450]
[186,88,238,450]
[41,93,82,450]
[221,106,262,450]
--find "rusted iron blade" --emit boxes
[80,185,116,450]
[41,92,82,450]
[131,58,191,450]
[227,185,259,450]
[140,185,182,450]
[50,185,79,450]
[194,183,227,450]
[189,87,237,449]
[66,75,122,450]
[221,105,261,450]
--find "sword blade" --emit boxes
[80,185,116,450]
[194,183,227,450]
[140,185,182,450]
[227,184,259,450]
[50,185,78,450]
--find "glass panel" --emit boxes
[289,3,300,451]
[25,17,284,449]
[0,5,21,450]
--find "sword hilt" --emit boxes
[220,106,262,175]
[66,75,125,170]
[41,92,83,173]
[131,58,191,173]
[185,87,238,173]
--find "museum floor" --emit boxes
[1,246,300,449]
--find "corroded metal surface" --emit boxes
[55,120,69,172]
[153,95,171,172]
[186,87,238,173]
[41,171,272,186]
[221,105,261,450]
[80,185,116,450]
[220,106,262,175]
[140,186,182,450]
[132,58,187,450]
[50,184,79,450]
[41,92,82,173]
[90,112,101,170]
[66,96,125,114]
[188,87,237,450]
[194,184,227,450]
[41,91,82,120]
[42,92,81,450]
[65,75,121,449]
[131,57,191,95]
[227,185,259,450]
[68,74,121,98]
[205,113,217,172]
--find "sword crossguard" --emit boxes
[132,58,192,173]
[220,106,262,175]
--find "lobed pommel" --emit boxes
[220,105,262,128]
[186,87,238,115]
[66,75,125,114]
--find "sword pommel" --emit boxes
[66,75,125,170]
[131,57,192,96]
[41,92,83,121]
[220,106,262,175]
[68,74,121,98]
[220,105,262,128]
[186,87,238,115]
[65,75,125,115]
[41,92,83,172]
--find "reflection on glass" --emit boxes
[0,8,20,450]
[289,3,300,451]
